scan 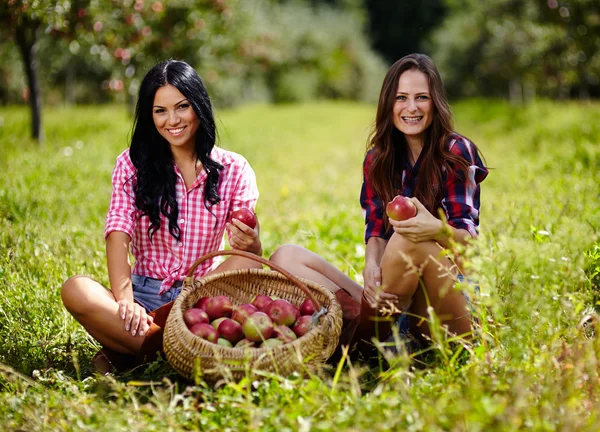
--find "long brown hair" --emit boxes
[367,53,469,216]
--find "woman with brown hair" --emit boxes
[270,53,487,350]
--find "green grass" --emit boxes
[0,99,599,430]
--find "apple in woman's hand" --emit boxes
[386,195,417,221]
[231,208,257,229]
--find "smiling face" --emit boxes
[152,84,200,152]
[392,69,434,146]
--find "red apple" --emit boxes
[300,298,316,316]
[217,338,233,348]
[251,294,274,312]
[242,311,274,342]
[189,323,218,343]
[386,195,417,221]
[183,308,210,328]
[266,299,300,326]
[231,208,257,229]
[205,295,233,320]
[232,303,258,325]
[273,324,297,343]
[292,315,313,337]
[234,338,256,349]
[194,297,211,310]
[210,317,228,330]
[260,338,284,349]
[217,318,244,344]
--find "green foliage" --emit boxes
[428,0,600,100]
[1,99,600,429]
[0,0,386,107]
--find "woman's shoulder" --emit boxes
[363,146,379,167]
[210,146,250,168]
[446,133,479,163]
[114,148,135,171]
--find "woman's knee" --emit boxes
[383,233,419,266]
[269,244,309,266]
[61,275,94,314]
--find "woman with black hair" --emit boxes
[61,60,262,371]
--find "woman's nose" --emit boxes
[168,110,180,125]
[407,98,418,112]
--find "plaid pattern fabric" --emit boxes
[360,133,488,243]
[105,147,259,294]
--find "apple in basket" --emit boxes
[260,338,284,349]
[251,294,273,312]
[273,324,297,343]
[183,308,210,328]
[217,318,245,344]
[217,338,233,348]
[292,315,314,338]
[210,317,228,330]
[386,195,417,221]
[231,208,258,229]
[205,295,233,320]
[242,311,274,342]
[231,303,258,325]
[194,296,211,310]
[300,298,316,316]
[235,338,256,349]
[266,299,300,326]
[189,323,219,343]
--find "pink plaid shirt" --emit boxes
[105,147,259,294]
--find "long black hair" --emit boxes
[129,59,223,241]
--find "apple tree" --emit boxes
[0,0,91,143]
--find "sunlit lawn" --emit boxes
[0,99,599,430]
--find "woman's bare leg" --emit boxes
[61,276,146,355]
[380,233,472,338]
[269,244,364,301]
[61,256,263,356]
[205,254,263,275]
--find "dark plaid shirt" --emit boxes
[360,133,488,243]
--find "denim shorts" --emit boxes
[132,275,183,313]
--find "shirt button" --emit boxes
[179,219,185,224]
[177,242,183,247]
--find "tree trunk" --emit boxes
[508,77,523,105]
[65,60,76,106]
[15,18,43,144]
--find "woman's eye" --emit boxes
[178,104,190,109]
[417,95,429,100]
[154,109,165,114]
[396,95,406,101]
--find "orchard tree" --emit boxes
[0,0,90,143]
[428,0,600,101]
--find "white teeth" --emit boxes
[168,127,184,134]
[403,116,422,122]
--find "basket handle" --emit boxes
[186,249,324,312]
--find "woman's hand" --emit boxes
[228,216,262,256]
[388,197,443,243]
[362,261,398,309]
[117,299,153,337]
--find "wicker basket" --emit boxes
[163,250,343,384]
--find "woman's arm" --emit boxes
[388,198,473,247]
[106,230,152,337]
[227,158,262,255]
[363,236,399,307]
[106,231,133,302]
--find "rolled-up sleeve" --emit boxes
[360,150,391,243]
[105,152,137,240]
[227,158,259,242]
[441,137,488,237]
